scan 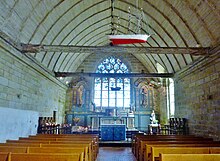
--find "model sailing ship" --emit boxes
[108,4,151,45]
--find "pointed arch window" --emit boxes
[94,56,130,108]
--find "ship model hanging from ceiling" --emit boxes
[108,1,152,45]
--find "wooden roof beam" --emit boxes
[21,44,210,55]
[54,72,174,78]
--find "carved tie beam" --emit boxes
[54,72,174,78]
[21,44,210,55]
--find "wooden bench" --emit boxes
[0,143,41,147]
[152,147,210,161]
[5,140,94,161]
[41,144,91,161]
[22,135,99,156]
[28,147,87,161]
[18,136,98,160]
[28,134,99,154]
[0,146,87,161]
[0,147,27,153]
[6,134,99,161]
[138,139,216,161]
[30,134,99,144]
[13,153,83,161]
[1,141,93,161]
[159,154,220,161]
[0,152,8,161]
[145,142,220,161]
[0,152,83,161]
[132,134,200,155]
[134,135,212,160]
[210,147,220,154]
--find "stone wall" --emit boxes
[0,38,67,142]
[175,52,220,140]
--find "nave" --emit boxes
[96,147,136,161]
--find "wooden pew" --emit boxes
[29,137,98,158]
[0,143,91,161]
[0,147,27,153]
[210,147,220,154]
[1,142,93,161]
[151,147,210,161]
[138,139,216,161]
[29,134,99,155]
[0,152,9,161]
[0,152,83,161]
[5,140,94,161]
[159,154,220,161]
[41,144,92,161]
[134,135,212,159]
[6,134,98,161]
[145,142,220,161]
[10,153,83,161]
[0,146,88,161]
[132,134,199,156]
[31,134,99,144]
[19,135,99,159]
[0,143,41,147]
[27,147,87,161]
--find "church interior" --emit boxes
[0,0,220,160]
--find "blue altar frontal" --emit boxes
[101,124,126,141]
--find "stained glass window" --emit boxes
[94,56,130,108]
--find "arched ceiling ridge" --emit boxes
[40,0,109,46]
[58,53,75,72]
[33,0,83,58]
[43,0,186,74]
[65,6,175,72]
[26,0,66,44]
[184,0,217,45]
[142,0,191,66]
[49,19,111,71]
[32,0,186,73]
[42,12,111,70]
[163,0,201,45]
[51,21,111,72]
[39,0,82,45]
[135,54,157,73]
[53,53,68,71]
[36,1,110,64]
[2,0,218,77]
[204,0,220,21]
[63,32,110,72]
[113,2,186,71]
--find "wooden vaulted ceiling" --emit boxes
[0,0,220,82]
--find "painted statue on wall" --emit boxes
[77,85,84,106]
[141,86,148,106]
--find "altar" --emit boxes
[90,115,135,130]
[101,124,126,141]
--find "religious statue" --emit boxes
[77,85,84,106]
[150,110,157,124]
[141,88,148,106]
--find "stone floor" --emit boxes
[96,147,137,161]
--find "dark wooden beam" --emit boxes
[54,72,174,78]
[0,31,23,52]
[21,44,210,55]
